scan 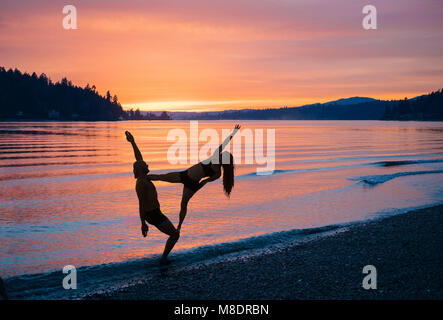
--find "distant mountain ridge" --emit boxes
[323,97,377,106]
[168,91,442,121]
[167,96,383,120]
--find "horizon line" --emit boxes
[121,90,436,113]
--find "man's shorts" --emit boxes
[144,208,167,226]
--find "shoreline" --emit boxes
[88,205,443,300]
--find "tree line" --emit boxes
[0,67,170,121]
[381,89,443,121]
[125,109,170,120]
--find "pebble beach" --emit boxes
[88,205,443,300]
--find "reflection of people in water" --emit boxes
[0,276,8,300]
[126,131,180,264]
[147,124,240,232]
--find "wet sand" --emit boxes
[89,205,443,299]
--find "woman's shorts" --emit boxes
[179,170,200,192]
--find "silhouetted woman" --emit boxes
[148,124,241,231]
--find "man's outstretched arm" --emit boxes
[125,131,143,161]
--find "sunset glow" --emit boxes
[1,0,442,111]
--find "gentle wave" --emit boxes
[238,157,443,179]
[349,170,443,185]
[0,160,118,168]
[0,153,117,160]
[0,129,82,136]
[371,159,443,167]
[237,165,360,179]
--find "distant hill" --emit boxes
[323,97,377,106]
[168,97,386,120]
[169,91,443,121]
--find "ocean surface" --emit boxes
[1,120,442,299]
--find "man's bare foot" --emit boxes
[160,257,171,265]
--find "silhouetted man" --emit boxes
[125,131,180,264]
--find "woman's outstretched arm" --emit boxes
[125,131,143,161]
[213,124,241,156]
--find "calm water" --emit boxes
[1,120,443,297]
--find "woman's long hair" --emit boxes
[221,152,235,197]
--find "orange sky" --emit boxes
[1,0,442,111]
